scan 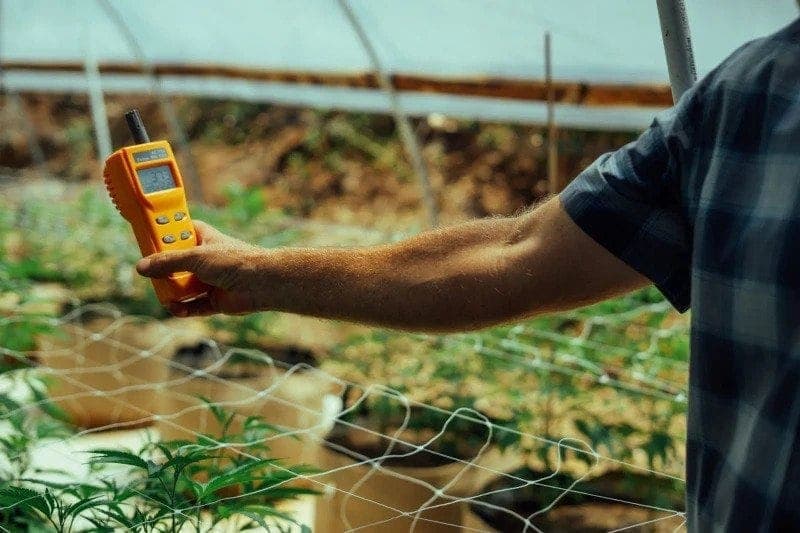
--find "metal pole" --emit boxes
[83,18,113,159]
[96,0,204,202]
[545,31,560,194]
[655,0,697,103]
[336,0,439,228]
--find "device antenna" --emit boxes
[124,109,150,144]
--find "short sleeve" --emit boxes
[559,84,706,312]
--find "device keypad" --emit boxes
[154,209,194,247]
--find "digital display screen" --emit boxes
[137,165,177,193]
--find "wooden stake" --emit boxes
[545,32,560,194]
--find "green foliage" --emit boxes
[0,313,315,532]
[2,189,153,314]
[210,314,270,345]
[0,369,75,529]
[0,317,53,354]
[326,287,688,476]
[220,183,266,224]
[193,185,301,250]
[0,398,317,532]
[573,418,637,466]
[0,198,60,350]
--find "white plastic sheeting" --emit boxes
[2,0,798,130]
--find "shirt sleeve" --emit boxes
[559,84,706,312]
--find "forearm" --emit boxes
[248,217,521,331]
[138,197,648,326]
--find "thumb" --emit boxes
[136,249,199,279]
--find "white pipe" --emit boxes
[336,0,439,228]
[96,0,204,202]
[656,0,697,103]
[83,17,113,160]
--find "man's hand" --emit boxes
[136,221,265,317]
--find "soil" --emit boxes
[325,415,481,468]
[1,93,638,231]
[172,338,319,378]
[470,468,684,532]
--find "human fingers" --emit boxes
[136,249,200,279]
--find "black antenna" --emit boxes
[124,108,150,144]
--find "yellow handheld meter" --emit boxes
[103,109,209,306]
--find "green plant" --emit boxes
[193,185,301,249]
[208,312,277,351]
[0,367,75,529]
[323,287,689,481]
[222,183,266,224]
[1,400,317,532]
[324,331,526,463]
[5,189,155,312]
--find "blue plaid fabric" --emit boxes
[560,17,800,532]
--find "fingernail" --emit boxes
[137,258,151,272]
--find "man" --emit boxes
[137,17,800,532]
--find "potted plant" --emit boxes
[34,306,208,429]
[314,331,528,532]
[0,335,317,531]
[0,398,318,531]
[464,464,684,532]
[459,289,688,531]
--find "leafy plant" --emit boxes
[1,400,317,532]
[0,368,75,529]
[208,313,277,352]
[323,288,689,480]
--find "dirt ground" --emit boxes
[0,93,638,231]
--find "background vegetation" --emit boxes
[0,93,688,530]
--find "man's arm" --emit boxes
[136,196,648,331]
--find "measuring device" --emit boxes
[103,109,209,306]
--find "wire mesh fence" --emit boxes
[0,179,690,531]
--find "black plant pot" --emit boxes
[468,468,684,532]
[312,406,502,533]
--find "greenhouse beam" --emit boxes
[96,0,205,203]
[655,0,697,103]
[336,0,439,228]
[83,18,113,160]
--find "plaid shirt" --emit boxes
[561,17,800,532]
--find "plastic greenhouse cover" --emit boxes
[1,0,797,130]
